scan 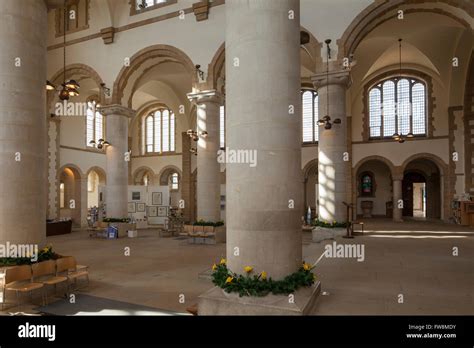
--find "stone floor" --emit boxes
[1,218,473,315]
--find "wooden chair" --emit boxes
[56,257,89,293]
[88,218,107,238]
[2,265,44,311]
[32,260,68,304]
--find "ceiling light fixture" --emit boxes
[317,39,341,130]
[89,138,110,150]
[47,0,80,100]
[186,129,200,142]
[392,38,413,143]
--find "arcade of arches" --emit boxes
[0,0,472,316]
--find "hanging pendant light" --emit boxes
[393,38,412,143]
[317,39,341,130]
[45,80,56,91]
[50,0,80,100]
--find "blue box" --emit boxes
[107,226,119,239]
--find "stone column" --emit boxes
[0,0,48,245]
[79,177,88,228]
[225,0,302,280]
[312,69,351,223]
[199,0,319,316]
[181,132,192,222]
[100,105,135,218]
[187,90,222,222]
[393,177,403,222]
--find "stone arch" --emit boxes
[352,156,396,218]
[85,166,106,212]
[132,166,156,186]
[86,166,107,185]
[57,163,85,180]
[303,159,318,179]
[158,165,182,186]
[337,0,473,60]
[207,43,225,91]
[401,153,447,175]
[57,164,86,227]
[112,44,197,105]
[353,156,396,178]
[48,63,105,111]
[401,153,450,220]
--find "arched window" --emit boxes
[86,100,104,147]
[360,173,374,197]
[302,90,319,143]
[59,183,65,208]
[135,0,168,11]
[170,173,179,190]
[143,173,150,186]
[220,105,225,149]
[144,108,176,153]
[369,77,427,139]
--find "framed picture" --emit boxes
[158,206,168,217]
[147,206,158,217]
[127,202,136,213]
[137,203,145,212]
[152,192,163,205]
[132,192,141,201]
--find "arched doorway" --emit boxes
[58,165,85,227]
[133,166,156,186]
[86,167,106,222]
[403,158,441,219]
[159,166,182,208]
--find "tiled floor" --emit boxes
[1,219,473,315]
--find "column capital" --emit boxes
[99,104,135,118]
[187,89,222,105]
[393,166,404,181]
[311,69,352,91]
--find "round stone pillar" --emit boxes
[312,69,351,223]
[187,90,222,222]
[226,0,302,280]
[393,178,403,222]
[0,0,48,245]
[100,105,135,218]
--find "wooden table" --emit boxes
[46,220,72,236]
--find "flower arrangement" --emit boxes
[193,220,224,227]
[312,218,348,228]
[0,245,60,267]
[211,259,316,297]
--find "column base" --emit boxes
[198,282,321,315]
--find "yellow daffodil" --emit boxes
[212,264,217,271]
[260,271,267,280]
[303,263,311,271]
[225,276,233,284]
[313,273,317,281]
[244,266,253,273]
[220,258,226,265]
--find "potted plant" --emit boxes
[311,219,348,243]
